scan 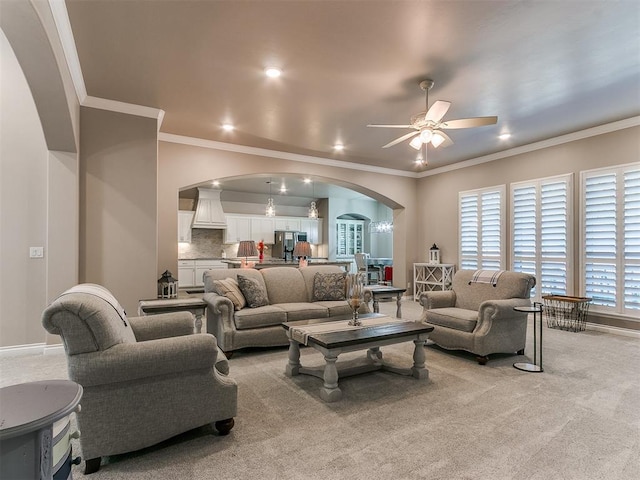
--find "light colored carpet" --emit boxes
[1,299,638,480]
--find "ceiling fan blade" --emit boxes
[367,124,414,129]
[432,130,454,148]
[382,131,419,148]
[425,101,451,123]
[440,116,498,129]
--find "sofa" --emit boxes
[419,269,536,364]
[42,284,238,474]
[203,265,370,355]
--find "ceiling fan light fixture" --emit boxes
[419,129,434,143]
[409,136,422,150]
[431,132,445,148]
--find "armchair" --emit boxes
[42,284,237,474]
[420,270,536,364]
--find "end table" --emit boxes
[513,303,544,373]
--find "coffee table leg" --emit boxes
[367,347,383,363]
[411,340,429,380]
[319,354,342,402]
[285,339,301,377]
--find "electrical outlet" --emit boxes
[29,247,44,258]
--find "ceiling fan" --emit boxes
[367,79,498,152]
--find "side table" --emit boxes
[138,297,207,333]
[0,380,82,479]
[367,286,407,318]
[513,303,544,373]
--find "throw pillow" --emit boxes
[213,278,246,310]
[312,272,347,301]
[237,274,269,308]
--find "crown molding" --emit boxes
[419,116,640,177]
[159,133,418,178]
[83,96,165,125]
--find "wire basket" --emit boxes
[542,295,591,332]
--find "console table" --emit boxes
[138,297,207,333]
[413,263,455,301]
[0,380,82,479]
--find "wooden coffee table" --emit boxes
[283,313,433,402]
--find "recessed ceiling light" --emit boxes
[222,123,234,132]
[212,180,220,187]
[303,178,312,184]
[499,133,511,140]
[334,143,344,151]
[265,67,282,78]
[280,184,287,193]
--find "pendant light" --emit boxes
[308,180,318,219]
[265,179,276,217]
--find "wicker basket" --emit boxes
[542,295,591,332]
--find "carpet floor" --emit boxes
[1,299,638,480]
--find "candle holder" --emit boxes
[346,273,366,326]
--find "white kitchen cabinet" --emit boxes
[225,215,251,243]
[195,260,226,286]
[274,217,301,232]
[300,218,323,244]
[336,220,364,256]
[178,210,194,243]
[251,217,275,243]
[178,260,196,287]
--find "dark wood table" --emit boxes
[282,313,433,402]
[138,297,207,333]
[367,286,407,318]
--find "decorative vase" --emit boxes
[346,272,365,326]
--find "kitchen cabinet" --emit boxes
[195,260,226,286]
[224,215,251,243]
[300,218,323,244]
[336,220,363,257]
[178,210,194,243]
[251,217,275,243]
[178,260,196,287]
[274,217,301,232]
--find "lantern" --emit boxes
[429,244,440,265]
[158,270,178,298]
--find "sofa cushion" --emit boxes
[274,303,329,321]
[213,278,246,310]
[312,272,346,301]
[425,307,478,333]
[237,274,270,308]
[261,267,308,304]
[234,305,287,330]
[313,301,352,317]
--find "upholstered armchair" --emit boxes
[419,270,536,364]
[42,284,238,474]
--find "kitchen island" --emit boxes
[222,259,352,271]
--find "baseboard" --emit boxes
[585,322,640,339]
[0,343,65,357]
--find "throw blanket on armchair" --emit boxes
[469,270,505,287]
[61,283,129,326]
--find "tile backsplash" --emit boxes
[178,229,274,259]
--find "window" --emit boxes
[459,186,505,270]
[511,175,572,300]
[581,164,640,315]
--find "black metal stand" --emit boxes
[513,303,544,373]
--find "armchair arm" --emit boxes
[128,312,194,341]
[203,293,236,350]
[475,298,532,335]
[69,334,219,387]
[419,290,456,310]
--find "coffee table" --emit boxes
[283,313,434,402]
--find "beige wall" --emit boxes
[158,140,418,291]
[80,108,159,314]
[417,125,640,330]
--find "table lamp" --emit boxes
[237,240,258,268]
[292,241,312,267]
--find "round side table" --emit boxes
[513,303,544,373]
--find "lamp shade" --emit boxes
[292,241,312,258]
[237,240,258,258]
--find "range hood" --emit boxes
[191,187,227,229]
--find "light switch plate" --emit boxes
[29,246,44,258]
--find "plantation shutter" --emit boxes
[624,169,640,311]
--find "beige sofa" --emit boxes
[203,265,370,355]
[420,269,536,364]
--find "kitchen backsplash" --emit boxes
[178,229,274,259]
